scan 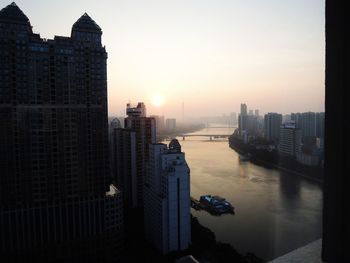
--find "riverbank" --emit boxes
[124,209,263,262]
[229,135,323,184]
[167,215,264,263]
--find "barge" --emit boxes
[191,195,234,215]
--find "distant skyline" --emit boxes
[10,0,325,118]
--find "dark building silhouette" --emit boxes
[315,112,325,138]
[110,126,137,209]
[0,3,123,262]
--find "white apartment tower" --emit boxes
[144,139,191,254]
[279,121,302,157]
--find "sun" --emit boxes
[151,94,164,107]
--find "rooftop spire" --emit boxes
[0,2,32,33]
[71,12,102,34]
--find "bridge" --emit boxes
[205,126,236,129]
[178,134,231,141]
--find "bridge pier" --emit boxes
[183,136,185,141]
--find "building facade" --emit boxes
[278,121,301,157]
[315,112,325,139]
[144,139,191,254]
[150,114,165,132]
[110,126,137,209]
[165,118,176,131]
[0,3,123,261]
[300,112,317,138]
[264,113,282,142]
[240,103,247,116]
[124,102,156,208]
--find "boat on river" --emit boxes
[199,195,234,214]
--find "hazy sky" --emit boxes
[5,0,325,118]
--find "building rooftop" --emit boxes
[72,12,101,33]
[126,102,146,117]
[110,118,122,129]
[169,139,182,153]
[0,2,32,31]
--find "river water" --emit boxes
[167,125,323,261]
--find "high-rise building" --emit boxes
[109,117,122,138]
[165,118,177,131]
[291,112,319,143]
[110,117,122,129]
[264,113,283,142]
[279,121,301,157]
[300,112,317,138]
[254,109,259,117]
[291,112,302,128]
[282,114,292,123]
[110,126,137,209]
[239,104,246,135]
[240,103,247,116]
[144,139,191,254]
[125,102,156,207]
[109,117,123,192]
[316,112,325,138]
[238,104,260,139]
[0,3,123,261]
[150,114,165,132]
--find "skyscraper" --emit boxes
[110,126,137,209]
[238,103,261,139]
[0,3,122,261]
[165,118,177,131]
[144,139,191,254]
[291,112,302,128]
[240,103,247,116]
[125,102,156,208]
[239,104,247,135]
[264,113,283,142]
[150,114,165,132]
[316,112,325,138]
[300,112,317,138]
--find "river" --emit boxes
[166,125,323,261]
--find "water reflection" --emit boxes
[169,126,322,261]
[279,172,301,209]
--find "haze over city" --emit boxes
[0,1,330,262]
[9,0,325,118]
[10,0,324,117]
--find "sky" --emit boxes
[3,0,325,119]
